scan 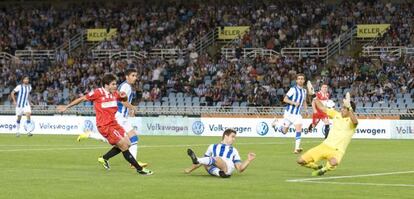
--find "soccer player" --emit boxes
[57,73,153,175]
[271,73,308,154]
[77,69,147,167]
[10,76,33,137]
[308,84,331,139]
[184,129,256,178]
[297,92,358,176]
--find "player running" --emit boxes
[77,69,147,167]
[271,73,308,154]
[57,73,153,175]
[308,83,332,139]
[184,129,256,178]
[297,92,358,176]
[10,76,33,137]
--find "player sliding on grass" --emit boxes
[185,129,256,178]
[297,92,358,176]
[57,73,153,175]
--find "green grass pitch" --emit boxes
[0,135,413,199]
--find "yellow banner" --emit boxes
[357,24,390,38]
[87,29,117,41]
[217,26,250,40]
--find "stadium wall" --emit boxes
[0,115,412,139]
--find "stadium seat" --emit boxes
[185,97,192,104]
[192,97,200,103]
[176,92,184,98]
[168,92,176,98]
[364,102,372,108]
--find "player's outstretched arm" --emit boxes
[314,99,327,114]
[184,164,202,174]
[235,152,256,173]
[57,96,87,112]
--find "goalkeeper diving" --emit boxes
[297,91,358,176]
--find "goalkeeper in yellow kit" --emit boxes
[297,92,358,176]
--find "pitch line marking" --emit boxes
[287,170,414,182]
[293,181,414,187]
[287,170,414,188]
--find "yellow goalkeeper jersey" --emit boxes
[323,109,357,153]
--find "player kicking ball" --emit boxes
[184,129,256,178]
[57,73,153,175]
[297,92,358,176]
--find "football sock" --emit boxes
[16,120,21,132]
[129,135,138,160]
[324,125,330,139]
[122,150,143,170]
[197,157,215,166]
[325,161,336,171]
[295,132,301,149]
[207,167,220,176]
[103,147,121,160]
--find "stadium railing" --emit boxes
[14,50,55,61]
[55,30,85,54]
[220,48,280,60]
[0,105,411,119]
[0,52,18,63]
[149,48,187,60]
[91,50,147,61]
[361,46,406,58]
[194,28,218,55]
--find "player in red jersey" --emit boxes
[308,84,331,139]
[57,73,153,175]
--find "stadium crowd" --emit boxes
[0,0,413,108]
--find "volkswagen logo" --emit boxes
[192,121,205,135]
[84,120,94,132]
[24,120,35,133]
[256,122,269,136]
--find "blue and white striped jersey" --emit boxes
[204,143,241,164]
[13,84,32,108]
[117,81,135,118]
[285,86,307,115]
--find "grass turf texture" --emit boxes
[0,135,413,199]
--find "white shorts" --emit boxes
[16,105,31,116]
[281,111,303,127]
[115,112,134,133]
[222,158,236,175]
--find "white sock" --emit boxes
[16,123,20,133]
[197,157,214,166]
[295,132,301,149]
[89,132,108,142]
[129,144,138,160]
[207,167,220,176]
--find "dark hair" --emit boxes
[102,73,117,87]
[296,73,305,79]
[22,76,29,81]
[222,129,237,140]
[125,68,137,76]
[350,101,356,112]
